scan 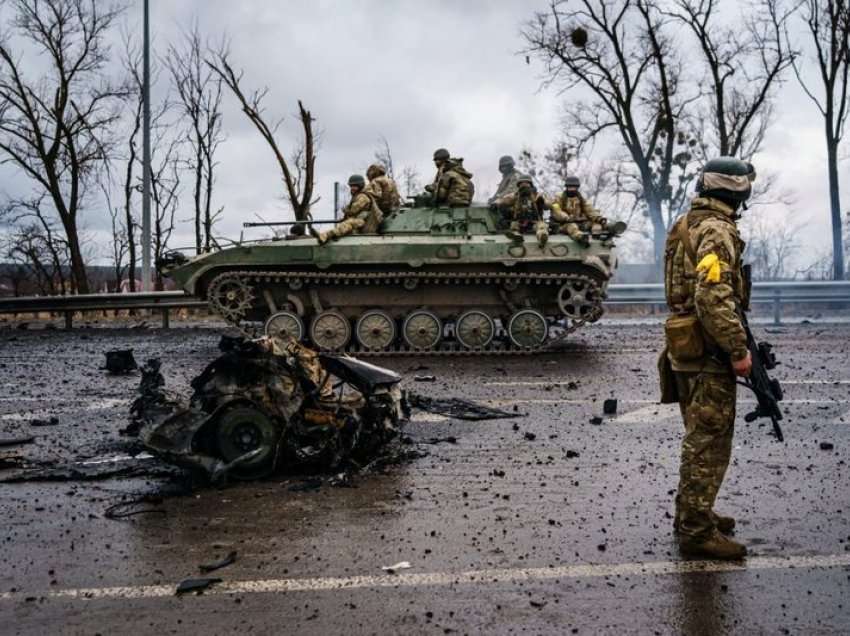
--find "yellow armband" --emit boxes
[696,253,724,283]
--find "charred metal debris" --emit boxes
[131,335,407,484]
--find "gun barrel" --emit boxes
[243,220,339,227]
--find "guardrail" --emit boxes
[0,281,848,328]
[0,291,207,328]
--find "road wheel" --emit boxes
[264,311,304,341]
[402,310,442,350]
[355,310,397,350]
[508,309,549,348]
[310,310,351,351]
[455,310,495,349]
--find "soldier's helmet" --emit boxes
[516,174,534,187]
[697,157,756,202]
[366,163,386,179]
[564,175,581,189]
[498,155,515,169]
[348,174,366,188]
[433,148,450,161]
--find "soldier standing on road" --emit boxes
[488,155,521,205]
[550,176,607,247]
[659,156,757,560]
[310,174,382,246]
[365,163,401,215]
[424,148,474,207]
[493,174,549,248]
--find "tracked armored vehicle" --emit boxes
[163,204,624,354]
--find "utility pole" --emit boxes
[333,181,340,220]
[141,0,152,291]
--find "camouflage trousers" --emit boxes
[558,222,588,244]
[511,220,548,246]
[673,370,736,538]
[320,217,365,242]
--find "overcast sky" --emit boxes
[0,0,846,270]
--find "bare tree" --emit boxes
[666,0,795,160]
[374,135,395,178]
[0,0,126,293]
[522,0,700,267]
[741,212,801,279]
[1,196,70,294]
[149,135,182,290]
[399,165,420,198]
[207,43,318,222]
[101,183,128,292]
[167,24,224,254]
[791,0,850,280]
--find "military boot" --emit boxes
[674,511,736,535]
[679,529,747,560]
[307,224,326,245]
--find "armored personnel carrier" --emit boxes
[162,204,624,354]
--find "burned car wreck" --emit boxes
[131,335,406,483]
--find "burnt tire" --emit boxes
[214,404,279,480]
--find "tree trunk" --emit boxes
[826,139,846,279]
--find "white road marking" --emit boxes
[2,553,848,602]
[610,403,680,424]
[486,379,850,387]
[0,398,130,421]
[410,413,449,423]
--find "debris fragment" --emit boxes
[30,416,59,427]
[565,450,580,459]
[381,561,412,573]
[820,442,835,451]
[199,551,237,574]
[590,416,603,425]
[288,478,323,492]
[414,375,437,382]
[603,399,618,415]
[407,393,523,421]
[0,436,34,448]
[104,349,138,374]
[523,432,537,441]
[175,577,222,595]
[104,496,165,520]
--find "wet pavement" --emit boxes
[1,322,849,634]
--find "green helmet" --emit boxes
[564,175,581,188]
[348,174,365,188]
[498,155,515,169]
[433,148,450,161]
[516,174,533,186]
[697,157,755,202]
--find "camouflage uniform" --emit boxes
[664,196,748,542]
[365,164,401,215]
[318,191,382,243]
[495,190,549,247]
[550,193,605,245]
[425,158,474,207]
[488,169,521,205]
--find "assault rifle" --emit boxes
[737,265,784,441]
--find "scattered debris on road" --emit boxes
[199,550,237,573]
[30,416,59,427]
[381,561,412,573]
[104,495,166,520]
[603,398,618,415]
[0,436,35,447]
[407,393,523,421]
[414,375,437,382]
[175,577,222,595]
[104,349,138,374]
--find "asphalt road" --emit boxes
[1,321,849,635]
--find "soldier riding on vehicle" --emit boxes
[365,163,401,215]
[310,174,382,246]
[492,173,549,248]
[424,147,474,207]
[488,154,521,205]
[550,175,607,247]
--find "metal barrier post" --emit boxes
[773,288,781,325]
[161,308,169,329]
[64,311,73,330]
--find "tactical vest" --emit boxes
[512,194,541,227]
[557,194,591,224]
[664,207,748,314]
